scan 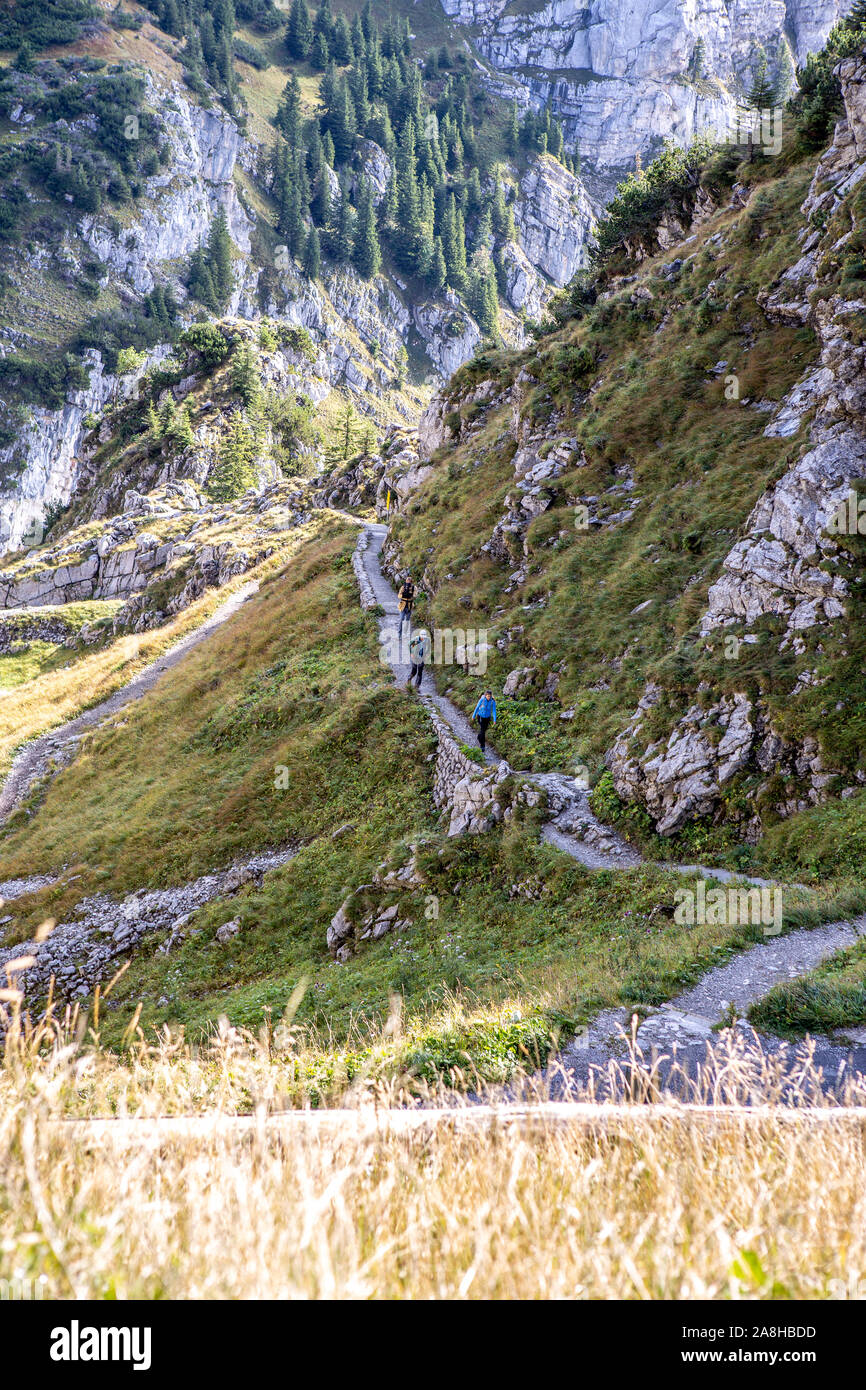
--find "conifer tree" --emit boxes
[549,117,564,162]
[469,259,499,337]
[349,62,370,130]
[188,247,218,309]
[749,52,775,110]
[207,414,257,501]
[207,209,234,306]
[441,193,467,290]
[303,223,321,278]
[314,0,333,43]
[14,40,34,73]
[231,342,261,407]
[332,174,355,263]
[309,133,331,225]
[365,38,383,98]
[690,36,706,81]
[159,395,177,433]
[491,179,515,242]
[327,76,357,162]
[747,52,775,159]
[274,74,301,143]
[168,403,195,448]
[350,13,365,59]
[311,30,330,69]
[331,400,359,460]
[286,0,312,58]
[774,38,795,103]
[352,178,381,278]
[361,0,374,44]
[332,14,353,64]
[429,235,447,291]
[393,118,422,272]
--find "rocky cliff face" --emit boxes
[608,53,866,836]
[0,346,170,556]
[443,0,852,182]
[505,154,598,317]
[79,76,252,300]
[0,63,594,555]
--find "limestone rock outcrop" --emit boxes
[441,0,850,181]
[608,53,866,836]
[514,154,597,289]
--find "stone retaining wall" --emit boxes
[430,708,512,835]
[352,529,378,610]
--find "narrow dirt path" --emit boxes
[359,524,638,868]
[0,579,259,825]
[550,913,866,1095]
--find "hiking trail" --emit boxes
[355,522,866,1078]
[0,579,259,825]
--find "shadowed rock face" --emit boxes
[442,0,851,177]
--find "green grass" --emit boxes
[749,934,866,1037]
[390,136,866,871]
[0,600,123,688]
[0,519,829,1085]
[397,198,817,770]
[755,791,866,885]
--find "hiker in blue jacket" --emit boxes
[471,689,497,753]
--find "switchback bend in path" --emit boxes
[355,523,866,1087]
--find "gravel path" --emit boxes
[356,524,866,1084]
[358,526,778,881]
[0,580,259,825]
[549,913,866,1094]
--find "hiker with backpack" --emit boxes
[471,689,497,752]
[408,629,429,689]
[397,574,415,637]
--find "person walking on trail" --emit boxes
[471,689,497,753]
[408,629,428,689]
[397,575,415,636]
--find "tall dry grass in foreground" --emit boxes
[3,1000,866,1298]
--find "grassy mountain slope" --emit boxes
[0,513,830,1078]
[390,117,866,878]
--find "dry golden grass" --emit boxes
[3,994,866,1299]
[0,520,324,782]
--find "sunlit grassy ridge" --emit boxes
[396,154,818,772]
